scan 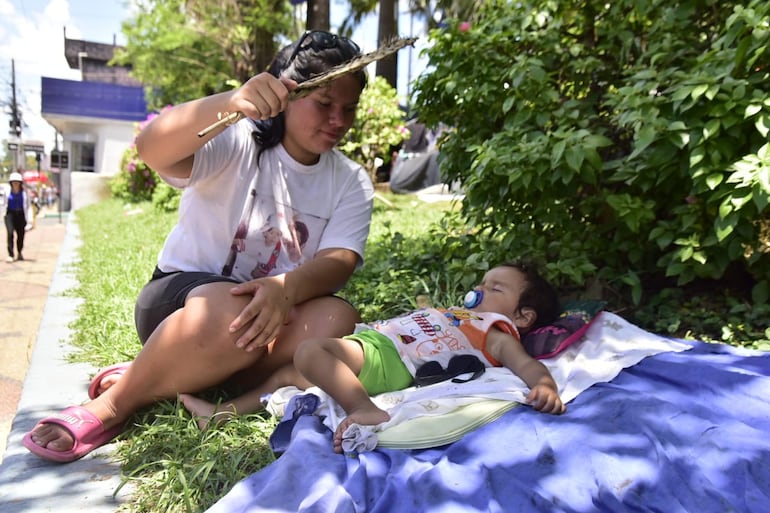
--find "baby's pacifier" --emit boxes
[463,290,483,308]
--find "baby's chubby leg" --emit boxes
[294,335,387,452]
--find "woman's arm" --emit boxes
[228,247,359,351]
[136,73,293,179]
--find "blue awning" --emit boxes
[41,77,147,121]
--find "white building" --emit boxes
[41,30,148,210]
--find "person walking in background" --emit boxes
[23,30,374,463]
[5,172,28,263]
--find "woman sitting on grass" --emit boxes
[23,30,373,463]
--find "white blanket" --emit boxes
[267,312,692,452]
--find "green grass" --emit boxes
[69,195,457,512]
[70,201,279,512]
[69,194,768,512]
[68,203,171,367]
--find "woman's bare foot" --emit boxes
[26,400,120,454]
[333,406,390,453]
[27,422,76,451]
[93,374,120,397]
[179,394,236,430]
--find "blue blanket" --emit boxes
[206,341,770,513]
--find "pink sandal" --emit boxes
[22,405,123,463]
[87,362,131,399]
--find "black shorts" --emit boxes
[134,267,239,344]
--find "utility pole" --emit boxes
[7,59,23,170]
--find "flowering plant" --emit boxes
[339,77,409,182]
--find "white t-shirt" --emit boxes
[156,119,374,283]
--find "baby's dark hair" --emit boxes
[499,261,560,330]
[252,32,366,160]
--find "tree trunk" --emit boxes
[307,0,330,30]
[376,0,398,88]
[252,26,277,76]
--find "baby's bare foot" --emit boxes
[179,394,235,430]
[333,407,390,453]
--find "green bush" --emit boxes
[152,180,181,213]
[111,107,183,211]
[339,76,410,181]
[412,0,770,307]
[111,141,157,203]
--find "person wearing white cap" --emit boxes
[5,171,28,262]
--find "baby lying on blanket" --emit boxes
[182,262,566,451]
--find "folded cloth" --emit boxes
[264,385,303,418]
[340,424,378,456]
[269,393,320,454]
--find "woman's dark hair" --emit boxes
[500,261,560,329]
[252,31,367,161]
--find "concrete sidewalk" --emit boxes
[0,213,130,512]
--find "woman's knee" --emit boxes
[148,284,247,350]
[242,297,359,379]
[180,295,243,344]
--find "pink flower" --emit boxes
[459,21,471,32]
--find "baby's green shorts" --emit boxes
[346,330,414,395]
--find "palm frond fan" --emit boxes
[198,36,418,138]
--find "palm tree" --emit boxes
[376,0,398,87]
[306,0,330,30]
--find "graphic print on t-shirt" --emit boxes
[222,190,256,276]
[250,213,310,278]
[220,155,333,279]
[222,192,325,278]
